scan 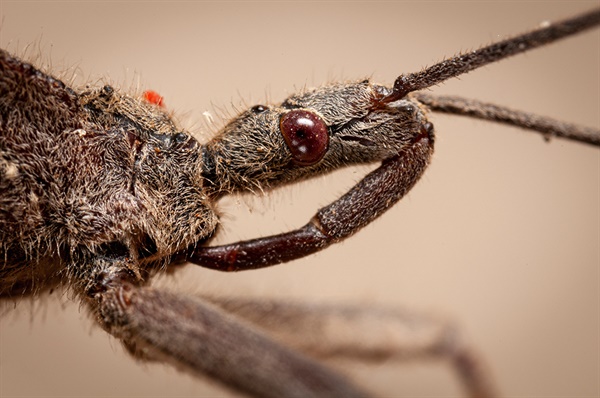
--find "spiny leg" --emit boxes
[92,277,371,398]
[205,297,497,398]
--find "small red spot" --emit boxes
[143,90,164,107]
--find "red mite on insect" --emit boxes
[143,90,164,107]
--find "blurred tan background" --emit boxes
[0,1,598,397]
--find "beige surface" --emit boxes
[0,2,598,397]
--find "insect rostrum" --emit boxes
[1,7,599,398]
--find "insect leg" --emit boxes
[206,297,497,398]
[185,136,433,271]
[93,283,371,398]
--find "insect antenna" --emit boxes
[415,94,600,146]
[381,8,600,102]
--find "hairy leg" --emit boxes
[94,284,371,398]
[206,297,497,398]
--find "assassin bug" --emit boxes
[0,3,596,398]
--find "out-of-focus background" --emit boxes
[0,2,598,397]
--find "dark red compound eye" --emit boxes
[279,110,329,166]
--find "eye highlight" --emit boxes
[279,110,329,166]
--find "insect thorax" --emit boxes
[0,83,218,296]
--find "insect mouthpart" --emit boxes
[332,89,434,157]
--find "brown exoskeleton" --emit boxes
[1,6,599,398]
